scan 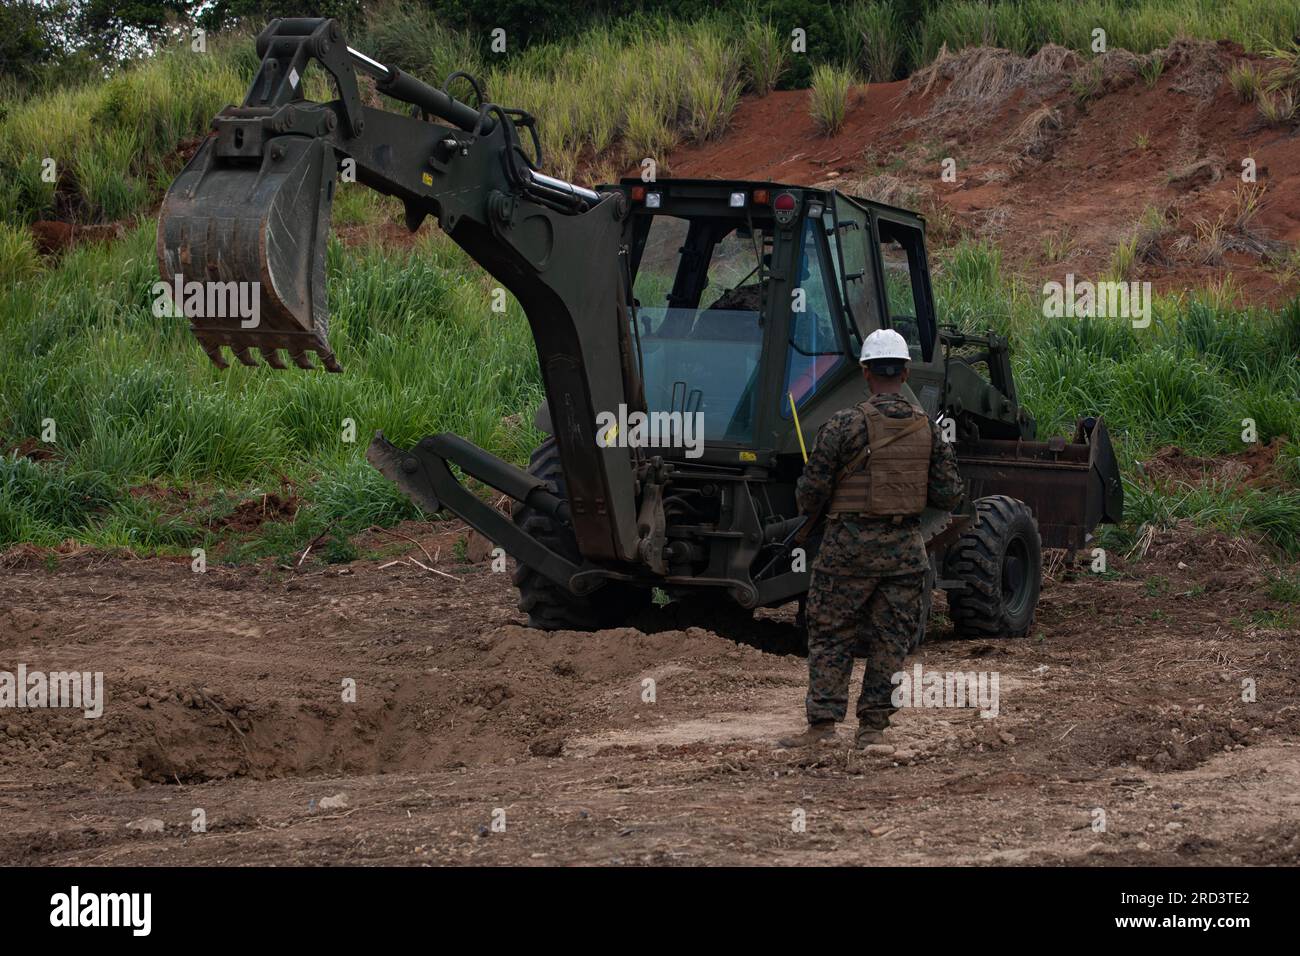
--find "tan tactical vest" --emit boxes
[828,402,932,518]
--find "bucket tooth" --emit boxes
[201,342,229,370]
[261,347,287,369]
[290,350,316,370]
[233,346,258,367]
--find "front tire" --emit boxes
[943,496,1042,638]
[511,438,650,630]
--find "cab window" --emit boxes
[876,218,934,362]
[629,215,767,443]
[782,217,848,414]
[829,193,880,342]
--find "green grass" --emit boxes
[8,0,1300,226]
[0,222,544,557]
[2,227,1296,562]
[0,31,253,224]
[809,64,856,135]
[836,2,905,82]
[916,0,1300,63]
[740,12,787,94]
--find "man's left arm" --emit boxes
[926,420,964,511]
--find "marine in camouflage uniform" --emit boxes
[780,331,963,749]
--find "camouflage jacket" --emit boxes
[795,392,963,576]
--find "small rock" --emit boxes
[1136,841,1151,851]
[863,743,895,756]
[132,697,151,709]
[126,818,165,833]
[998,731,1016,746]
[318,793,349,810]
[529,736,564,758]
[466,532,496,564]
[4,724,19,738]
[1165,821,1183,832]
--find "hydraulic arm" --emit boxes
[158,16,645,565]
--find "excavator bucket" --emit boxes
[156,127,341,371]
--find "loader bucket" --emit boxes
[955,416,1123,550]
[156,131,341,371]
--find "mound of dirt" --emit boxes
[213,492,302,533]
[1139,440,1290,490]
[30,220,127,256]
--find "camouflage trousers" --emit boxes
[805,570,923,729]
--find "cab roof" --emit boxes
[608,177,926,225]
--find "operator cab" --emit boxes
[613,179,939,464]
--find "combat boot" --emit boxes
[854,726,887,749]
[778,721,836,748]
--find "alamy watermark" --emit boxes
[50,886,150,936]
[1,665,103,718]
[595,404,705,459]
[152,273,261,328]
[891,664,1000,718]
[1042,274,1151,328]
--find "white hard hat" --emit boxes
[859,328,911,364]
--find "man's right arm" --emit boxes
[795,411,849,516]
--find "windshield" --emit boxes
[631,216,767,444]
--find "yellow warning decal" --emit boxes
[739,451,757,462]
[422,172,433,186]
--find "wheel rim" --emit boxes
[1002,536,1031,618]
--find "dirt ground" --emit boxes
[1,519,1296,867]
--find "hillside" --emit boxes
[663,40,1300,302]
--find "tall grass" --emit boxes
[0,222,544,552]
[0,220,40,284]
[917,0,1300,63]
[0,9,747,222]
[740,15,787,94]
[488,17,743,180]
[7,0,1300,225]
[809,64,856,135]
[837,2,906,82]
[0,31,252,224]
[3,225,1295,557]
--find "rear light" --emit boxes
[645,191,662,209]
[773,191,798,225]
[729,191,746,208]
[753,188,770,205]
[630,185,645,202]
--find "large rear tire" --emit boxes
[943,496,1042,638]
[511,438,650,630]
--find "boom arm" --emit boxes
[157,17,644,561]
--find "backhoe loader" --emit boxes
[157,17,1123,643]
